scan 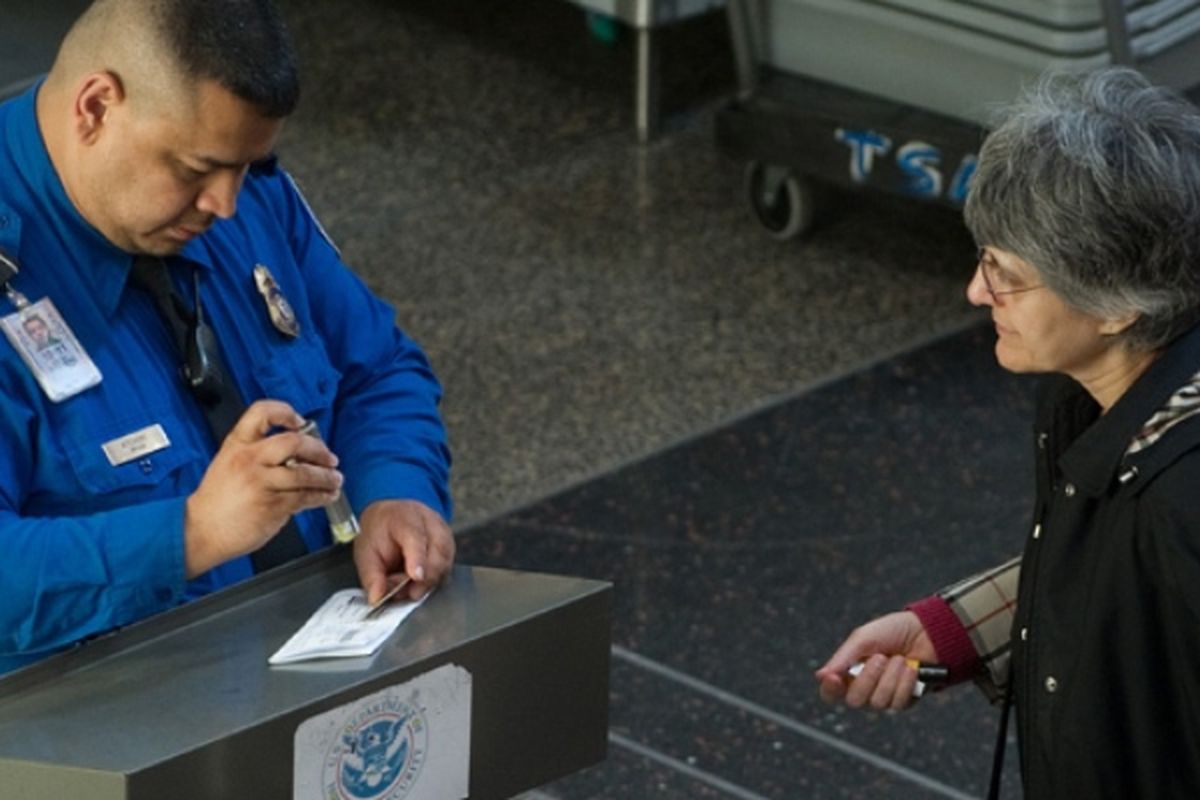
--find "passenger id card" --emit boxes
[1,297,102,402]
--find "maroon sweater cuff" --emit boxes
[906,595,981,684]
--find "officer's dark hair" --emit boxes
[153,0,300,118]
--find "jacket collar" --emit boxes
[1058,323,1200,496]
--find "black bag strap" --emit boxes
[987,667,1015,800]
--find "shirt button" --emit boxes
[1032,523,1042,540]
[1063,483,1076,497]
[1044,676,1059,693]
[1021,627,1029,641]
[1037,432,1049,450]
[138,458,153,475]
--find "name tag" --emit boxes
[102,424,171,466]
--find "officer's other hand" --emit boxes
[354,499,455,604]
[184,400,342,578]
[814,611,937,711]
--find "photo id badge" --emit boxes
[1,297,102,402]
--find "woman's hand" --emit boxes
[814,611,938,711]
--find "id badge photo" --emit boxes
[1,297,103,402]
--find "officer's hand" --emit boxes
[814,611,938,711]
[354,499,455,604]
[184,400,342,578]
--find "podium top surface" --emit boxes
[0,553,608,775]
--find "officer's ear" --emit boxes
[73,71,126,145]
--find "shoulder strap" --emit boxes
[987,668,1015,800]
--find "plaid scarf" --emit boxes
[1127,369,1200,455]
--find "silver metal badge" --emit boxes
[253,263,300,338]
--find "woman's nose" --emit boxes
[965,264,994,307]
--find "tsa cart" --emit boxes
[717,0,1200,239]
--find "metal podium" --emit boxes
[0,552,612,799]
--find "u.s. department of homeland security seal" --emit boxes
[323,696,427,800]
[295,664,470,799]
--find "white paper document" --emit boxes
[269,588,425,665]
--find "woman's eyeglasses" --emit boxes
[977,248,1043,303]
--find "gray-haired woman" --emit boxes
[816,67,1200,798]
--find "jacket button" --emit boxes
[1021,627,1028,641]
[1032,524,1041,540]
[1063,483,1076,497]
[1037,432,1048,450]
[1044,676,1059,693]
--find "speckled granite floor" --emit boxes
[459,325,1035,799]
[2,0,1032,797]
[271,0,984,529]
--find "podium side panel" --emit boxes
[464,586,612,800]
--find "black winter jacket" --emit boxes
[1012,324,1200,798]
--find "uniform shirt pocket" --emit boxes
[249,332,341,419]
[65,421,204,498]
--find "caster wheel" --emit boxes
[744,162,814,240]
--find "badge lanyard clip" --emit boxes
[0,248,31,310]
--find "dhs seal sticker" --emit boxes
[294,664,472,800]
[324,697,426,799]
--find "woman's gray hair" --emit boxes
[964,67,1200,350]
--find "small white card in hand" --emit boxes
[269,588,424,665]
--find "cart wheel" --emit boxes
[744,163,813,240]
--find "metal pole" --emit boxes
[1098,0,1134,65]
[726,0,759,98]
[636,25,660,143]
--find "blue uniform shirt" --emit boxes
[0,86,452,673]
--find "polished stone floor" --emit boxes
[2,0,1037,797]
[272,0,984,529]
[460,325,1035,799]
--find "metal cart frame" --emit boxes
[718,0,1135,239]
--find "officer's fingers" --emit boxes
[265,460,343,494]
[396,519,431,592]
[353,536,394,606]
[282,487,343,515]
[227,399,303,444]
[256,430,338,470]
[420,513,455,581]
